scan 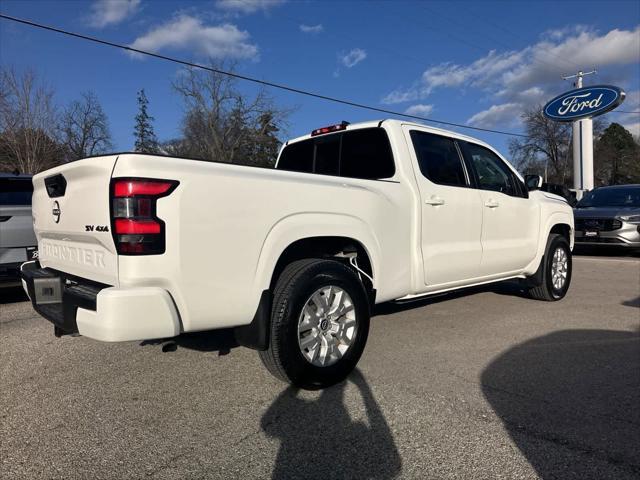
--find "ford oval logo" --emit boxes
[52,201,61,224]
[543,85,625,122]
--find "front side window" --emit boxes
[462,142,519,197]
[409,130,467,187]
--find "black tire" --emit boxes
[528,234,572,301]
[259,258,370,389]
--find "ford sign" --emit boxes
[543,85,625,122]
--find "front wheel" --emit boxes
[259,259,370,389]
[528,234,572,301]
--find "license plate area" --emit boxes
[33,277,63,305]
[584,230,599,237]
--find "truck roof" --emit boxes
[285,119,497,149]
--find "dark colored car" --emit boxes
[573,184,640,248]
[541,183,577,206]
[0,174,37,285]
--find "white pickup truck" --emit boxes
[21,119,573,388]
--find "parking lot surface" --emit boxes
[1,254,639,480]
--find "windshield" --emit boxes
[576,186,640,208]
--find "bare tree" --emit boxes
[509,105,607,185]
[61,91,112,161]
[508,106,572,184]
[172,61,290,166]
[0,68,61,174]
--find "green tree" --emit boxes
[133,89,158,153]
[594,123,640,185]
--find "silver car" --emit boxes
[573,184,640,249]
[0,174,37,285]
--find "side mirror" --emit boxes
[525,174,543,191]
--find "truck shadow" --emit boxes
[140,328,238,355]
[481,329,640,479]
[261,368,402,480]
[573,245,640,258]
[0,285,29,304]
[622,296,640,308]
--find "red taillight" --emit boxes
[111,178,178,255]
[114,218,161,234]
[114,180,175,197]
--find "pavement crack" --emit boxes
[146,449,194,478]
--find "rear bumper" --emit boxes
[20,261,181,341]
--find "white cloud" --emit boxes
[89,0,140,28]
[467,103,521,128]
[382,88,419,105]
[381,25,640,129]
[612,90,640,138]
[404,104,434,117]
[300,24,323,34]
[621,122,640,138]
[129,15,258,60]
[340,48,367,68]
[216,0,285,14]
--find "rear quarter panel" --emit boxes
[112,154,415,332]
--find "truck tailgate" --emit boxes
[32,155,119,286]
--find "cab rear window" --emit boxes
[277,128,395,180]
[0,178,33,205]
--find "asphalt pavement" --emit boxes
[1,253,638,479]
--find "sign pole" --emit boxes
[563,70,597,199]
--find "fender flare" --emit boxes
[252,212,382,293]
[236,213,382,351]
[524,210,574,275]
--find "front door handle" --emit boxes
[485,199,500,208]
[425,196,445,206]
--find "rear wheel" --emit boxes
[528,234,572,301]
[259,259,370,389]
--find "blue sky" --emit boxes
[1,0,639,159]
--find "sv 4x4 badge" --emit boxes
[85,225,110,232]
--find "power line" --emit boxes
[0,13,530,138]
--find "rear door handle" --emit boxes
[485,199,500,208]
[425,196,445,206]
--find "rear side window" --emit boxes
[277,128,395,180]
[341,128,395,179]
[410,131,467,187]
[0,178,33,205]
[461,142,520,197]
